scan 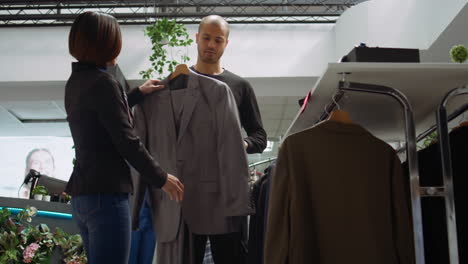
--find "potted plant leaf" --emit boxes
[139,18,193,79]
[450,44,468,63]
[61,192,72,204]
[0,206,87,264]
[31,185,47,201]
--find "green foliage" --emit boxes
[0,206,86,264]
[0,231,21,263]
[0,206,42,263]
[54,228,87,263]
[17,206,37,223]
[62,193,72,204]
[18,228,54,264]
[450,44,468,63]
[419,131,438,150]
[0,208,12,231]
[31,185,48,196]
[139,18,193,79]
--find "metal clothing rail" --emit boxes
[248,157,277,168]
[330,79,425,264]
[433,85,468,264]
[321,81,468,264]
[414,102,468,198]
[390,87,468,264]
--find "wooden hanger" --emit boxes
[327,109,353,124]
[169,64,190,80]
[452,111,468,130]
[459,121,468,127]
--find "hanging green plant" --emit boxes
[139,18,193,79]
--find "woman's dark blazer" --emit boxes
[64,62,167,196]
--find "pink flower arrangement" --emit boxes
[23,242,40,263]
[1,206,86,264]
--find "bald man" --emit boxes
[189,15,267,264]
[192,15,266,154]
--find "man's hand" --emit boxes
[139,79,165,95]
[244,140,248,150]
[162,174,184,203]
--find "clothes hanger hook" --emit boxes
[332,92,341,110]
[324,104,330,116]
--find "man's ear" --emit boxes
[195,33,199,44]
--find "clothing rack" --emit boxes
[433,86,468,264]
[326,77,425,264]
[325,83,468,264]
[282,63,468,264]
[388,87,468,264]
[248,158,277,186]
[312,83,468,264]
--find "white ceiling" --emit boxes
[3,101,66,120]
[257,96,301,141]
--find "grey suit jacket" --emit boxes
[131,71,253,242]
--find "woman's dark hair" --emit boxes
[68,11,122,67]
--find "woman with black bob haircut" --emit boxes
[66,11,184,264]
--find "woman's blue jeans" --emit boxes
[71,193,131,264]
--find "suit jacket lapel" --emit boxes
[177,73,200,144]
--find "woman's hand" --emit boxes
[162,173,184,203]
[138,79,165,94]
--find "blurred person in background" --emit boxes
[19,148,55,199]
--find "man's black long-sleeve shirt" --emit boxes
[191,67,267,154]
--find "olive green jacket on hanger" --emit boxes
[265,121,415,264]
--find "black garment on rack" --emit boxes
[408,126,468,264]
[247,163,274,264]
